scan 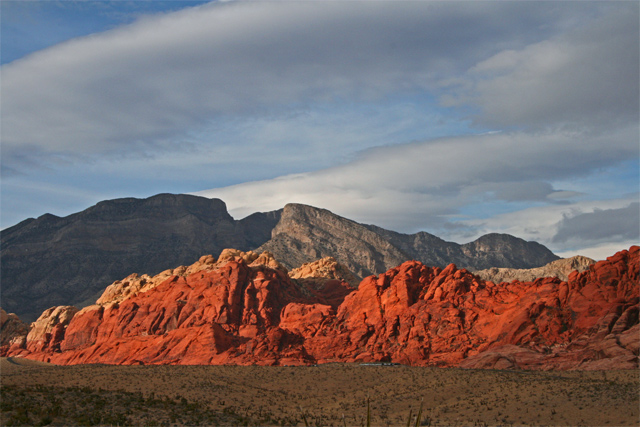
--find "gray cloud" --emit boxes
[2,1,618,171]
[447,197,639,260]
[442,4,639,130]
[552,202,640,245]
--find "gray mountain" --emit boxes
[257,204,409,278]
[260,203,560,278]
[1,195,559,321]
[1,194,281,321]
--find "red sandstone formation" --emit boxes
[0,308,30,355]
[289,257,357,309]
[4,247,638,370]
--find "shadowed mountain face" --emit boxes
[0,194,281,321]
[2,195,558,321]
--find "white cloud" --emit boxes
[196,127,638,254]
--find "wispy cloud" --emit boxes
[442,5,639,131]
[196,127,639,255]
[2,1,617,171]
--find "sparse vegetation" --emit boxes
[1,358,638,426]
[0,384,247,426]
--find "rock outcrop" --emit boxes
[6,246,638,370]
[26,306,79,354]
[290,257,361,287]
[289,257,358,309]
[0,309,29,354]
[474,255,595,283]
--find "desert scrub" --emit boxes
[0,384,247,426]
[299,398,427,427]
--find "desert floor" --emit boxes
[1,357,638,426]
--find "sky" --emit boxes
[1,1,638,260]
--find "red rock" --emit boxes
[7,246,638,370]
[0,309,30,356]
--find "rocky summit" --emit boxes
[1,194,559,321]
[3,246,637,370]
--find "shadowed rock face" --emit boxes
[0,309,29,348]
[2,196,559,322]
[367,226,561,271]
[4,246,637,370]
[0,194,281,321]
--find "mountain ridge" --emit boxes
[259,203,559,277]
[3,193,558,321]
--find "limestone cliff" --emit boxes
[475,255,595,283]
[258,204,408,278]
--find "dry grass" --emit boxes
[1,358,638,426]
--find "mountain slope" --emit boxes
[257,204,409,278]
[460,233,560,269]
[0,194,281,321]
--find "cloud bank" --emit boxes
[3,2,627,169]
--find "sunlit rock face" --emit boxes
[7,247,638,370]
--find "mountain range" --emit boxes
[2,193,559,321]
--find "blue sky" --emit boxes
[1,1,211,64]
[1,1,638,260]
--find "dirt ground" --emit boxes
[1,357,638,426]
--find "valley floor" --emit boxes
[1,358,638,426]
